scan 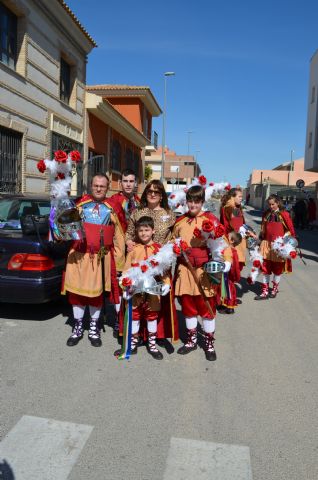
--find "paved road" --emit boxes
[1,208,318,480]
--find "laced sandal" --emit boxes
[269,282,279,298]
[254,283,269,300]
[66,320,83,346]
[177,328,198,355]
[204,332,217,361]
[88,320,102,347]
[147,333,163,360]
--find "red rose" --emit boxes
[180,240,189,251]
[54,150,68,163]
[224,184,231,191]
[70,150,81,163]
[193,227,202,238]
[170,194,176,199]
[37,159,46,173]
[150,260,159,267]
[247,276,253,285]
[215,224,225,238]
[140,265,148,273]
[202,220,214,233]
[290,251,297,259]
[253,260,261,268]
[173,244,181,255]
[209,182,214,186]
[198,175,207,185]
[122,277,132,287]
[131,262,140,267]
[56,173,65,180]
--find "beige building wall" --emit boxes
[0,0,95,194]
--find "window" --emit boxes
[0,2,17,68]
[111,139,121,172]
[60,58,71,103]
[0,126,22,194]
[311,86,316,104]
[132,152,140,177]
[125,147,133,171]
[309,131,313,148]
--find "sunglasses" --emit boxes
[147,189,161,196]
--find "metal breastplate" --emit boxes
[82,201,111,225]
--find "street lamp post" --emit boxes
[187,130,194,156]
[161,72,175,183]
[195,150,200,178]
[287,149,294,186]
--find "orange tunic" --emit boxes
[172,212,221,297]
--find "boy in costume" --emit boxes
[255,194,295,300]
[64,174,125,347]
[172,185,225,361]
[118,216,171,360]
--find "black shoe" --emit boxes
[205,349,217,361]
[177,344,197,355]
[148,348,163,360]
[219,307,234,314]
[66,335,83,347]
[89,336,102,347]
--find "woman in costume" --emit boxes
[255,194,295,300]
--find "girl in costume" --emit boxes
[255,194,295,300]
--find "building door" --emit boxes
[0,126,22,194]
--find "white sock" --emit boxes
[203,318,215,333]
[147,319,158,334]
[89,305,101,320]
[72,305,85,320]
[185,316,198,330]
[273,275,281,283]
[115,297,122,313]
[263,274,270,284]
[132,320,140,335]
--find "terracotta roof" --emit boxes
[86,84,162,115]
[56,0,97,47]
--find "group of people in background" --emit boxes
[62,169,296,362]
[289,196,317,230]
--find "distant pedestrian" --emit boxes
[293,198,307,229]
[308,198,317,229]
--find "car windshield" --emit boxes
[0,199,50,230]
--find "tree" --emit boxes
[144,164,152,182]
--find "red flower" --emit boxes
[173,244,181,255]
[180,240,189,251]
[131,262,140,267]
[215,224,225,238]
[170,194,176,199]
[224,184,231,191]
[202,220,214,233]
[150,260,159,267]
[209,182,214,186]
[70,150,81,163]
[247,276,253,285]
[54,150,68,163]
[37,159,46,173]
[290,251,297,259]
[198,175,207,185]
[193,227,202,238]
[122,277,132,287]
[253,260,261,268]
[56,173,65,180]
[140,264,148,273]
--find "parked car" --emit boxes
[0,195,71,304]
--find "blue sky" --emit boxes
[67,0,318,186]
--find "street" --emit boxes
[1,207,318,480]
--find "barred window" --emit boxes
[0,3,17,69]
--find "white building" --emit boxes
[305,50,318,173]
[0,0,96,194]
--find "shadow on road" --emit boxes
[0,459,15,480]
[0,298,70,321]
